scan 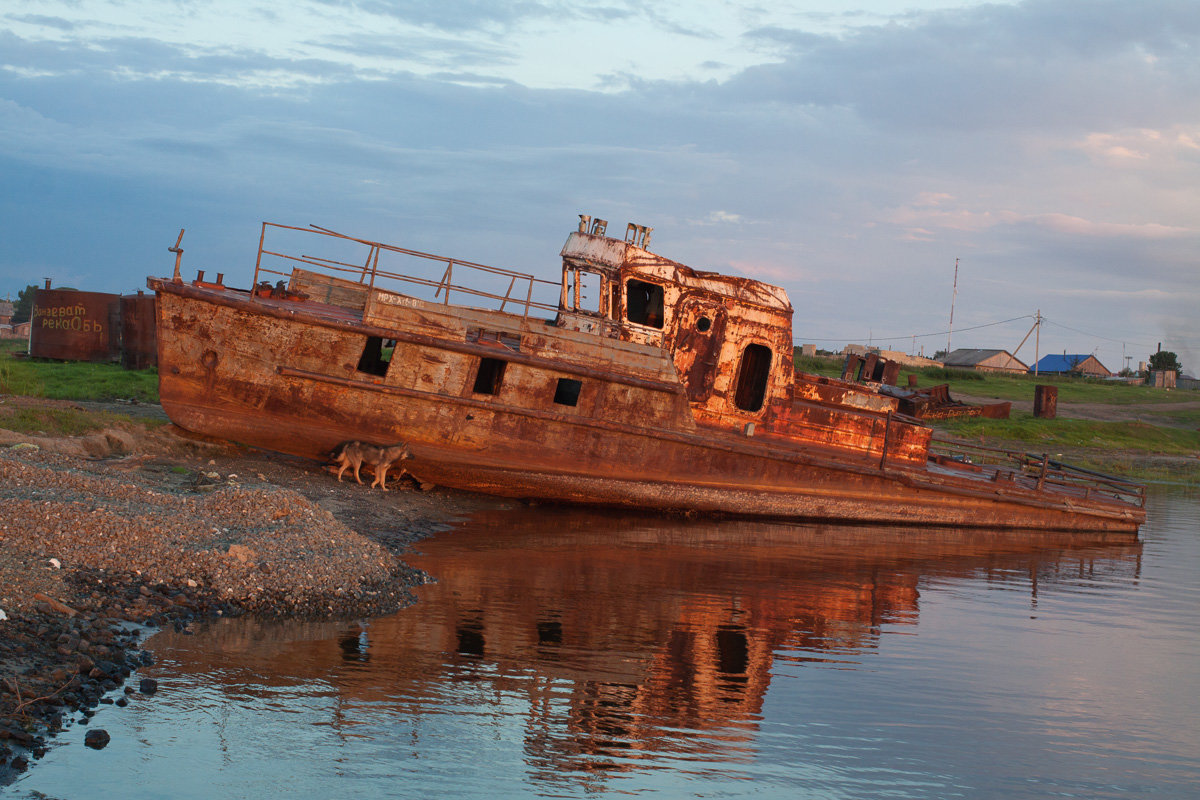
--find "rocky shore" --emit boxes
[0,402,497,783]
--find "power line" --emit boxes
[796,314,1034,344]
[1039,318,1157,351]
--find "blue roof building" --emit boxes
[1031,354,1111,377]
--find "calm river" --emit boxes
[8,489,1199,799]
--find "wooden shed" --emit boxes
[943,349,1029,375]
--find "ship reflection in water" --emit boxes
[136,508,1151,795]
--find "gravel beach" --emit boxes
[0,398,498,781]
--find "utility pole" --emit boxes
[1010,310,1043,371]
[1034,309,1041,376]
[946,258,959,356]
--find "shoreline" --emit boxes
[1,392,1192,783]
[0,406,502,783]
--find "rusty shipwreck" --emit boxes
[147,217,1145,532]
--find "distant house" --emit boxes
[0,300,12,326]
[942,349,1029,375]
[1032,354,1111,377]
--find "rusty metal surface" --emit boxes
[29,289,120,362]
[120,292,158,369]
[147,218,1144,532]
[1034,385,1058,419]
[871,381,1012,420]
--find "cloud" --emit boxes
[1,0,1198,358]
[729,0,1200,134]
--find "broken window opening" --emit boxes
[734,343,772,412]
[553,378,582,407]
[567,268,603,315]
[626,279,664,329]
[473,357,507,395]
[357,336,392,376]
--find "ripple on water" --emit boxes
[12,492,1200,799]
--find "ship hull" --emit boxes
[150,280,1143,533]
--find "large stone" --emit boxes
[225,544,257,564]
[84,729,111,749]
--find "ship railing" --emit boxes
[251,222,561,320]
[929,436,1146,508]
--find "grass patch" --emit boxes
[938,414,1200,456]
[903,366,1186,405]
[936,414,1200,484]
[0,339,159,402]
[793,354,843,378]
[916,367,986,382]
[0,405,135,436]
[1142,407,1200,429]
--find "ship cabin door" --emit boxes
[671,298,725,403]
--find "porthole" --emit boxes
[697,316,712,333]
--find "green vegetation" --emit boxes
[0,404,138,437]
[939,414,1199,456]
[898,365,1180,405]
[793,353,843,378]
[793,348,1199,483]
[1149,350,1184,374]
[10,285,36,325]
[0,339,159,402]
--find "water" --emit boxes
[9,489,1199,799]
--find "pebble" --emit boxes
[0,431,461,782]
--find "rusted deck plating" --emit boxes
[147,217,1145,531]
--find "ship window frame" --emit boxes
[553,377,583,407]
[472,357,507,396]
[356,335,393,377]
[625,279,664,329]
[566,267,604,316]
[733,343,772,412]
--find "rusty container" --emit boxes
[1033,385,1058,419]
[120,292,158,369]
[29,288,121,362]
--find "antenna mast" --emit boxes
[946,258,959,356]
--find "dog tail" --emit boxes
[325,441,356,463]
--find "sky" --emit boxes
[2,0,1197,372]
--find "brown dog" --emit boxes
[330,441,411,491]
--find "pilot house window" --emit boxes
[734,344,772,412]
[626,279,664,329]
